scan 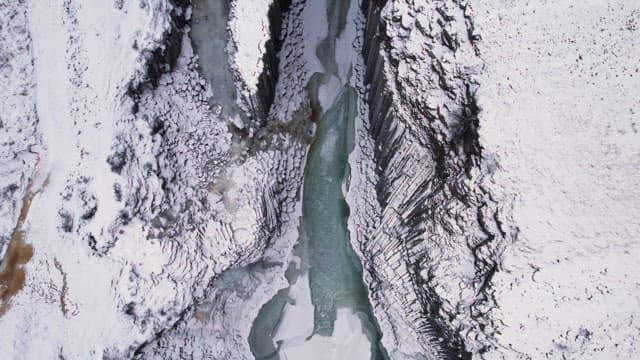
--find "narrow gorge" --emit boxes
[1,0,638,359]
[249,2,385,358]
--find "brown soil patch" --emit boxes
[0,175,46,317]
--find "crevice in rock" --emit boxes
[250,0,292,121]
[126,0,190,113]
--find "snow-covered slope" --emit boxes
[0,0,40,267]
[475,1,640,357]
[2,0,190,357]
[0,0,306,358]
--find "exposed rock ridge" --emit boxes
[355,0,517,357]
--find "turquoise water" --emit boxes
[249,86,385,359]
[305,86,364,335]
[190,0,242,118]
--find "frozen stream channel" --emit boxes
[250,0,386,359]
[250,85,385,359]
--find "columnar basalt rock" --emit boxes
[350,0,515,357]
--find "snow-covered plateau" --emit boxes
[0,0,638,359]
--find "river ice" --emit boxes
[250,0,384,358]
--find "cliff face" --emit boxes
[351,0,640,358]
[349,0,514,357]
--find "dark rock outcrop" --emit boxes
[354,0,516,357]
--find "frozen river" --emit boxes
[250,85,385,360]
[250,0,386,358]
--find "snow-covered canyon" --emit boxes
[0,0,639,359]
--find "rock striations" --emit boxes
[348,0,515,358]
